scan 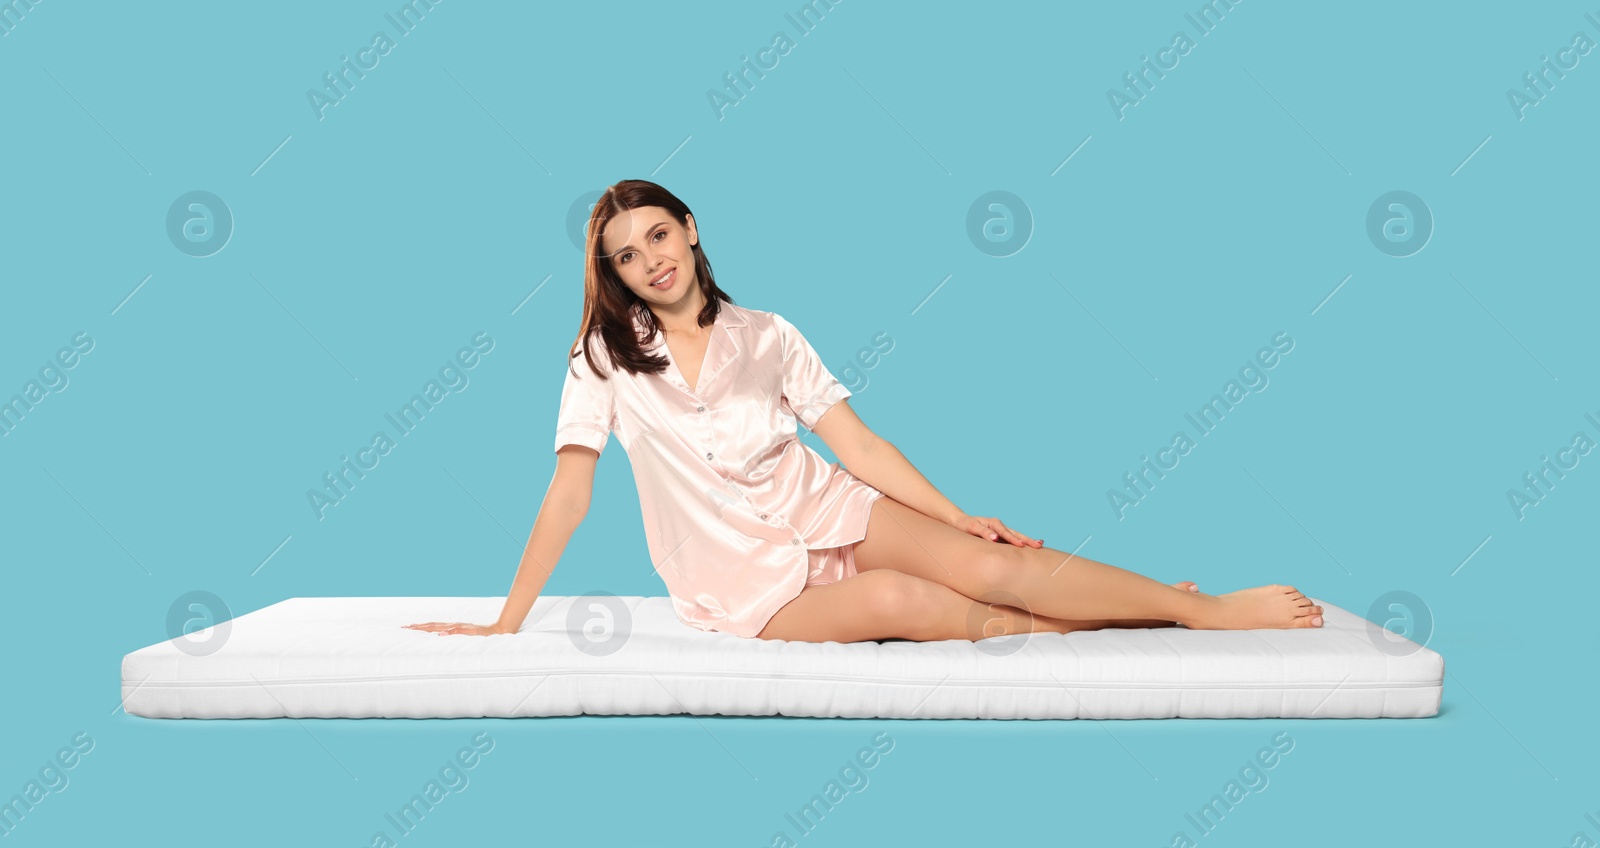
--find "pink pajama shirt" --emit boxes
[553,300,885,638]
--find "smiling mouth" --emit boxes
[650,268,675,287]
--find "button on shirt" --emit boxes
[553,301,884,638]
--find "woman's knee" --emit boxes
[964,544,1032,600]
[855,570,951,632]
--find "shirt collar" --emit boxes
[630,299,747,397]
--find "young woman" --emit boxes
[406,180,1324,644]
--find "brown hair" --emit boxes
[568,179,737,381]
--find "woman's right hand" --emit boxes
[402,621,515,637]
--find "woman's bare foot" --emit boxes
[1183,584,1325,630]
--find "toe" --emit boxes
[1292,613,1323,628]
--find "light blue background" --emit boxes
[2,0,1594,844]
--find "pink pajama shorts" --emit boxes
[803,542,861,587]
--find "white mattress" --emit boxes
[120,596,1444,720]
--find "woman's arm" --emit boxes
[814,400,960,523]
[812,400,1040,547]
[404,445,597,636]
[493,446,599,630]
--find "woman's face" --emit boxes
[600,206,698,308]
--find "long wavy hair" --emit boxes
[568,180,737,382]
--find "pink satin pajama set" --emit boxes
[553,300,885,638]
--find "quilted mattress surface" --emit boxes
[119,596,1444,720]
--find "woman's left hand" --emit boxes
[951,513,1041,547]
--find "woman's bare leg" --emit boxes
[1020,580,1200,631]
[849,496,1323,630]
[756,569,1126,643]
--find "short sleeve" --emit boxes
[775,313,852,432]
[554,348,617,456]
